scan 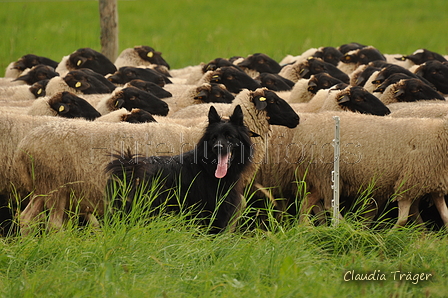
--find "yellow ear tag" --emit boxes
[77,60,82,66]
[37,88,42,95]
[259,97,266,101]
[59,105,65,112]
[115,101,119,107]
[147,52,154,58]
[75,82,82,88]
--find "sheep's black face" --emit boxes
[13,54,58,71]
[372,64,413,85]
[64,69,116,94]
[116,87,169,116]
[128,79,173,99]
[109,67,168,87]
[338,42,366,54]
[203,58,234,73]
[305,58,350,84]
[396,49,447,65]
[123,109,157,124]
[253,90,299,128]
[29,79,49,98]
[237,53,281,74]
[257,73,294,91]
[211,66,261,93]
[49,91,101,121]
[355,48,386,65]
[69,48,117,76]
[393,79,445,102]
[308,73,344,93]
[415,60,448,94]
[134,46,170,70]
[194,83,235,104]
[373,73,412,93]
[313,47,343,66]
[336,86,390,116]
[14,65,59,85]
[354,66,380,87]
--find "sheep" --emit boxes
[413,60,448,94]
[63,68,116,94]
[394,49,447,67]
[55,48,117,77]
[256,73,295,92]
[95,108,157,123]
[279,57,350,84]
[209,66,262,93]
[379,78,445,104]
[257,111,448,228]
[14,64,59,85]
[162,82,234,115]
[94,86,170,116]
[108,66,171,86]
[126,79,172,99]
[0,84,40,101]
[4,54,58,79]
[337,46,387,75]
[292,85,390,116]
[288,73,346,104]
[114,45,170,69]
[28,91,102,120]
[12,88,299,233]
[237,53,282,75]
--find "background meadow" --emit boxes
[1,0,448,297]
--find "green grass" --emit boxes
[2,0,448,297]
[1,0,448,71]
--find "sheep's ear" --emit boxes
[115,99,125,108]
[414,65,425,77]
[208,106,221,124]
[194,90,208,100]
[337,94,351,103]
[229,105,244,126]
[55,103,69,114]
[253,95,268,110]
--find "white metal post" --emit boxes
[332,116,341,226]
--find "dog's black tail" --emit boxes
[105,148,148,212]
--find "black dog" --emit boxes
[106,105,253,233]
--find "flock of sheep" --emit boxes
[1,42,448,235]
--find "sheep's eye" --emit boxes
[323,82,329,87]
[226,75,234,80]
[258,59,266,64]
[354,97,363,102]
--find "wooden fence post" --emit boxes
[99,0,119,62]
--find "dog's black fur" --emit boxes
[106,105,252,233]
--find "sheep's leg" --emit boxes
[432,193,448,227]
[409,199,424,225]
[45,195,67,231]
[20,196,45,236]
[393,199,412,228]
[299,187,320,225]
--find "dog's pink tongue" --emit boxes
[215,153,230,178]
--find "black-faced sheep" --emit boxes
[379,78,445,104]
[413,60,448,94]
[395,49,447,66]
[338,46,386,74]
[7,54,58,78]
[108,66,171,86]
[237,53,282,74]
[126,79,172,99]
[28,91,102,120]
[56,47,117,76]
[96,108,157,123]
[311,47,344,67]
[210,66,262,93]
[256,73,295,91]
[63,68,116,94]
[115,45,170,69]
[14,65,59,85]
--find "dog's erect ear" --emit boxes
[208,106,221,123]
[229,104,244,126]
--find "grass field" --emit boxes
[1,0,448,297]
